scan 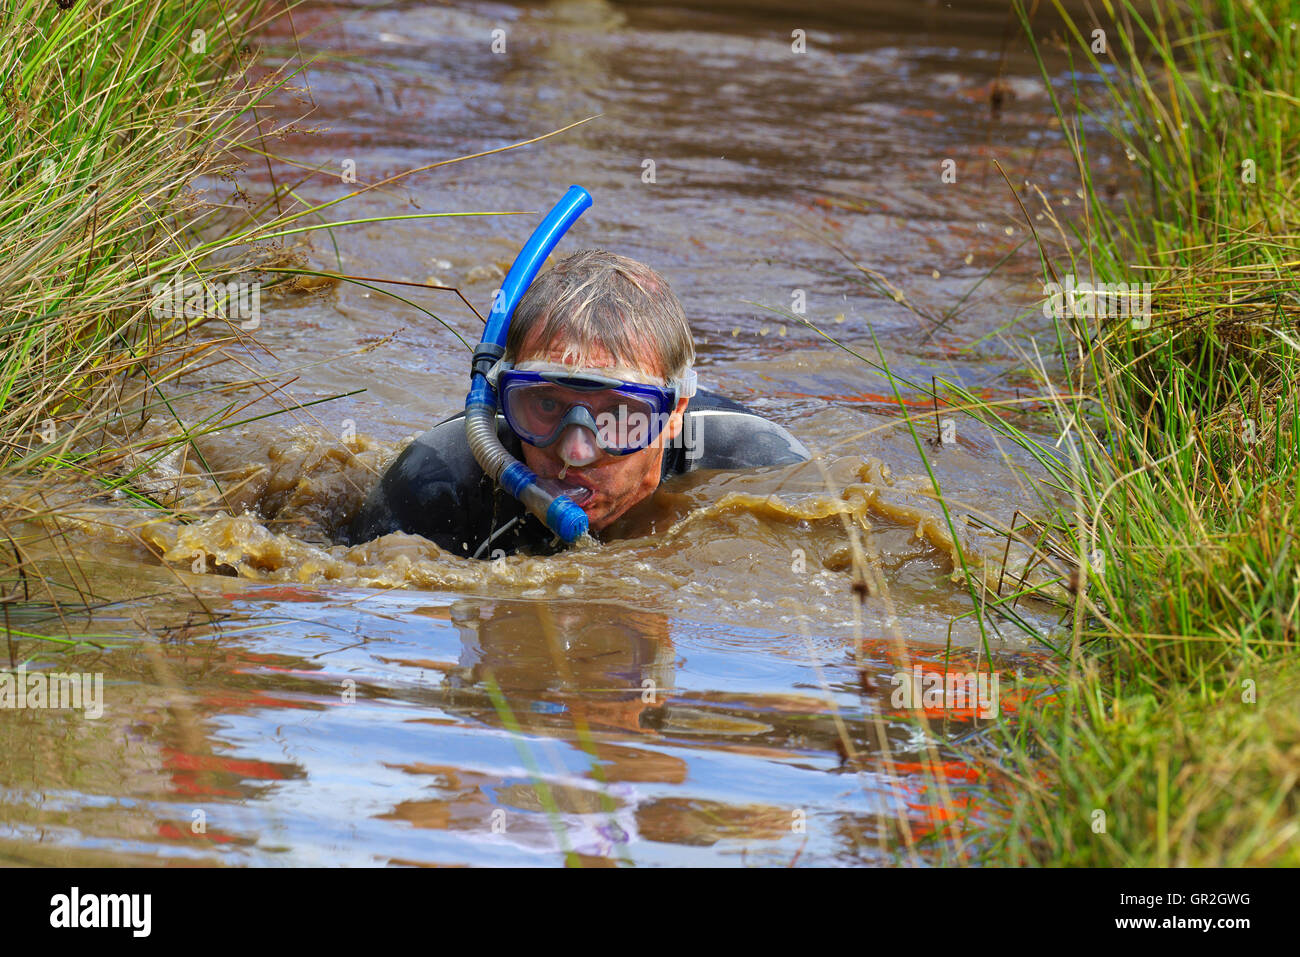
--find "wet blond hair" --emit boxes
[505,249,695,381]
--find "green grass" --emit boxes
[788,0,1298,865]
[2,0,274,465]
[972,0,1300,865]
[0,0,288,648]
[0,0,556,652]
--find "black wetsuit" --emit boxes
[349,389,809,558]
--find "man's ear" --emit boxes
[663,395,690,441]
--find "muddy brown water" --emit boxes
[1,0,1118,865]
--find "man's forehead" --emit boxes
[515,330,665,383]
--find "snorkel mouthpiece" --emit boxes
[464,185,593,544]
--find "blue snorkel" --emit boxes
[464,185,594,544]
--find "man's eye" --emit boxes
[590,394,626,415]
[536,396,562,414]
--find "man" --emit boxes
[349,249,809,558]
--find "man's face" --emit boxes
[512,332,689,534]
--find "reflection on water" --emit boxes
[0,590,1054,865]
[0,0,1097,864]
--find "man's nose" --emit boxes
[558,424,600,467]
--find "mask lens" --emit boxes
[507,383,573,439]
[501,373,673,451]
[591,394,659,450]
